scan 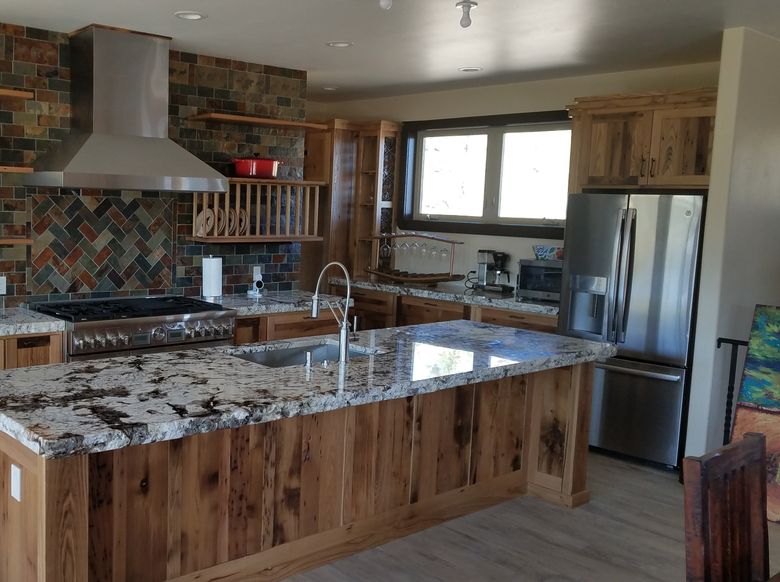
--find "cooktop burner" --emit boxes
[33,296,225,322]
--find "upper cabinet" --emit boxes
[568,89,717,192]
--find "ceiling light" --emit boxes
[322,86,339,91]
[174,10,206,20]
[456,0,477,28]
[326,41,354,48]
[458,66,483,73]
[379,0,393,9]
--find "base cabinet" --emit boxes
[397,296,466,326]
[0,364,592,581]
[235,311,340,345]
[471,307,558,333]
[1,333,63,369]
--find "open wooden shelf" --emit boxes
[229,178,327,187]
[0,88,34,100]
[0,238,33,245]
[188,112,328,131]
[0,166,33,174]
[188,235,323,243]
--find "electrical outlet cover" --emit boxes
[0,276,6,295]
[10,464,21,502]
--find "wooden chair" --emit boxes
[683,432,778,581]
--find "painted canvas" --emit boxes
[731,304,780,521]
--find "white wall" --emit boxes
[311,62,720,284]
[685,28,780,456]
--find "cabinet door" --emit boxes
[647,107,715,186]
[5,333,63,368]
[334,286,397,331]
[577,111,653,188]
[397,297,466,326]
[475,308,558,333]
[265,311,340,341]
[234,317,266,345]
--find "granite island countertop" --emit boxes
[330,278,559,316]
[0,307,66,337]
[212,290,348,317]
[0,320,614,458]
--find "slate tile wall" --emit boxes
[0,22,306,306]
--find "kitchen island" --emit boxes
[0,320,614,582]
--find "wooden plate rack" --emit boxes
[189,179,325,243]
[365,233,464,284]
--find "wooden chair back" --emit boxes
[683,432,769,581]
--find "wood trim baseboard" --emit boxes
[169,471,527,582]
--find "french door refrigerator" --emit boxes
[558,192,704,467]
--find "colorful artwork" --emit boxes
[731,305,780,521]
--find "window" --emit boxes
[400,111,571,238]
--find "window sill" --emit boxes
[397,216,564,239]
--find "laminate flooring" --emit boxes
[291,452,780,581]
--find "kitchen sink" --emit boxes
[233,344,373,368]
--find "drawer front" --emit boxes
[265,312,340,341]
[399,296,466,326]
[5,333,63,368]
[477,308,558,333]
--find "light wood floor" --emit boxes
[292,452,780,581]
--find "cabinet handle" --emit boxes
[639,156,647,178]
[649,158,657,177]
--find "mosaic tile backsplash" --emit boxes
[31,194,174,295]
[0,21,307,306]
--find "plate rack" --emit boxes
[189,179,325,243]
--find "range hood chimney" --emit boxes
[25,25,227,192]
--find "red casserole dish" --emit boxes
[232,158,281,178]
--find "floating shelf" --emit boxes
[0,88,34,100]
[0,166,33,174]
[0,238,33,245]
[188,112,328,131]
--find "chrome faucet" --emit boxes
[311,261,352,363]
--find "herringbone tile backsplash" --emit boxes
[31,194,174,294]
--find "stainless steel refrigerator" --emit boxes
[557,192,704,467]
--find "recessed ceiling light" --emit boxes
[174,10,206,20]
[322,86,339,91]
[458,66,483,73]
[326,41,354,48]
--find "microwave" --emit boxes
[516,259,563,302]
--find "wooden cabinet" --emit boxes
[568,88,717,192]
[471,307,558,333]
[234,311,340,345]
[397,296,467,326]
[333,285,397,331]
[2,333,63,369]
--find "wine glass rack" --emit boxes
[364,233,464,284]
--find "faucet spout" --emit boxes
[311,261,352,363]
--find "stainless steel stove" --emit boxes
[32,296,236,361]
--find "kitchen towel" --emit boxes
[202,256,223,298]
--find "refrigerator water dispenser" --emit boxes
[567,275,607,336]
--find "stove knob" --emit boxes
[197,327,207,338]
[152,327,166,341]
[84,337,95,349]
[74,337,85,350]
[120,334,130,346]
[95,336,106,348]
[185,328,196,339]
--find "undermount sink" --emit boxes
[234,343,372,368]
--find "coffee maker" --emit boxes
[475,250,514,295]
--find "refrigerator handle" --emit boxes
[606,210,625,342]
[615,208,636,343]
[595,362,682,383]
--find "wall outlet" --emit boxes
[10,464,21,502]
[252,266,263,281]
[0,276,6,296]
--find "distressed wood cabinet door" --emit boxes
[647,107,715,186]
[576,110,653,189]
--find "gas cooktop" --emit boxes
[33,296,225,322]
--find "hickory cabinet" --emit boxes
[234,311,339,345]
[568,88,717,192]
[0,332,64,369]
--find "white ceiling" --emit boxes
[3,0,780,101]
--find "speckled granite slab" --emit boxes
[0,308,66,337]
[330,278,559,316]
[0,320,614,458]
[212,291,348,317]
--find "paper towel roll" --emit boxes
[202,256,222,299]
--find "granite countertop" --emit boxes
[214,291,348,317]
[330,278,560,316]
[0,320,613,459]
[0,307,66,337]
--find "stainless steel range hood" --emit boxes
[25,25,227,193]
